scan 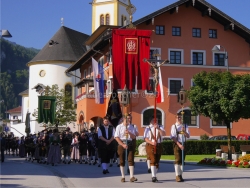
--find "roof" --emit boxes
[19,89,29,96]
[66,27,113,73]
[27,26,90,65]
[133,0,250,43]
[6,106,22,114]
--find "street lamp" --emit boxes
[1,30,12,38]
[212,45,228,71]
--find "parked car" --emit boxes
[208,135,237,140]
[237,134,250,140]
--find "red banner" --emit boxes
[112,29,152,90]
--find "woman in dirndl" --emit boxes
[47,129,61,166]
[71,132,80,163]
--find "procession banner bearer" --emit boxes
[170,114,190,182]
[144,116,165,182]
[115,114,138,183]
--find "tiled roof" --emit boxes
[6,106,22,113]
[28,26,90,64]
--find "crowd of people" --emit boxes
[0,113,190,183]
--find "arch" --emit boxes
[64,83,73,98]
[90,116,103,130]
[78,111,85,131]
[141,106,165,127]
[106,14,110,25]
[100,14,104,25]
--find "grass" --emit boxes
[137,155,215,162]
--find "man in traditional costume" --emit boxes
[170,114,190,182]
[115,114,138,183]
[144,116,166,182]
[98,116,115,174]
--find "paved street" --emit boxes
[1,155,250,188]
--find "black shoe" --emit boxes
[52,163,54,166]
[84,161,88,164]
[93,161,97,165]
[148,169,151,173]
[68,161,71,164]
[117,164,120,167]
[98,164,101,167]
[152,177,158,182]
[103,170,106,174]
[109,164,113,167]
[80,161,82,164]
[105,169,109,173]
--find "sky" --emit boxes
[1,0,250,49]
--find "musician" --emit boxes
[144,116,165,182]
[98,116,115,174]
[79,129,88,164]
[61,127,72,164]
[170,114,190,182]
[115,114,138,183]
[88,127,98,165]
[19,136,25,157]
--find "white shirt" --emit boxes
[170,123,190,143]
[98,125,115,139]
[144,124,164,143]
[114,123,137,141]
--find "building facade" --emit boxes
[67,0,250,139]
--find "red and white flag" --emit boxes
[156,64,164,103]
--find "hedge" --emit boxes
[135,140,250,155]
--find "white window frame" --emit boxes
[106,79,112,95]
[168,48,184,64]
[191,50,206,65]
[210,119,232,128]
[141,106,165,127]
[212,51,227,67]
[177,107,199,128]
[168,78,183,95]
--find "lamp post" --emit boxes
[178,86,187,171]
[212,45,228,71]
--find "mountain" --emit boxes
[0,38,40,118]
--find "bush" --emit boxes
[135,140,250,155]
[200,133,209,140]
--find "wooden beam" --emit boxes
[170,8,175,14]
[224,24,230,31]
[146,19,151,25]
[185,0,191,7]
[202,9,208,17]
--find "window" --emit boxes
[192,28,201,37]
[147,78,154,93]
[106,14,110,25]
[209,29,217,38]
[168,79,182,94]
[179,109,197,127]
[170,51,181,64]
[143,108,162,126]
[100,15,104,25]
[172,27,181,36]
[83,70,87,78]
[210,120,232,128]
[121,15,124,26]
[192,52,203,65]
[214,53,225,66]
[88,66,92,78]
[156,26,165,35]
[65,84,73,109]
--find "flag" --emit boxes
[92,57,104,104]
[38,96,56,124]
[156,64,164,103]
[112,29,152,90]
[106,89,122,128]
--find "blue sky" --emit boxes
[1,0,250,49]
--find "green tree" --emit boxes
[32,84,76,128]
[188,71,250,160]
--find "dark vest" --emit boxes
[99,125,113,148]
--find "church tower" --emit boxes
[91,0,130,33]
